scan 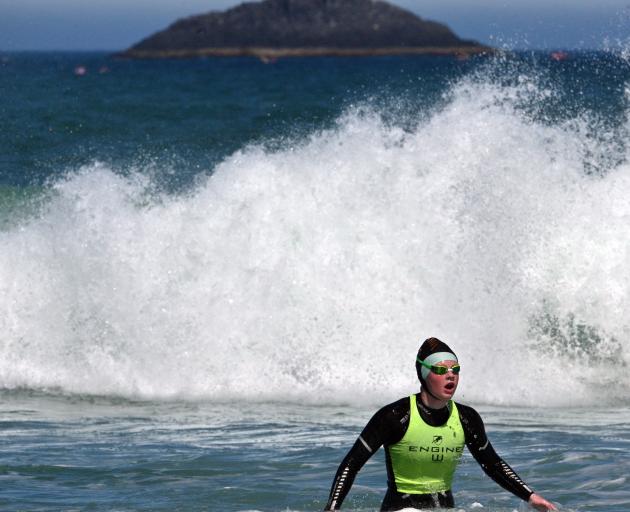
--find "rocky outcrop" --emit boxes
[119,0,491,58]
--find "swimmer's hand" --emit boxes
[528,493,558,511]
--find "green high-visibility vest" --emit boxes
[387,394,465,494]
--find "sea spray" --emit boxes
[1,67,629,406]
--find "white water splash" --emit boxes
[1,73,629,406]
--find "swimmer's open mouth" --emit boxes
[445,383,455,390]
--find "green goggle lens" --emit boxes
[417,358,461,375]
[431,364,460,375]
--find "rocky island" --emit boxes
[119,0,491,59]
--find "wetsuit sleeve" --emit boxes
[324,398,409,511]
[457,403,534,502]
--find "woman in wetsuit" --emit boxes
[324,337,557,511]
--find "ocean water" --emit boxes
[1,51,630,511]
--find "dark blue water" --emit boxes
[2,51,627,189]
[1,52,465,188]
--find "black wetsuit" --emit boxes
[324,394,534,510]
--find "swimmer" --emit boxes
[324,337,558,511]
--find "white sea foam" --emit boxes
[1,72,629,406]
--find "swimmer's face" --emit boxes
[425,359,459,401]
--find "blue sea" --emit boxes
[1,51,630,511]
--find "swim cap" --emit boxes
[415,337,458,382]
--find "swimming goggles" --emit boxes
[417,358,461,375]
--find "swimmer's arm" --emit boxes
[323,437,373,511]
[324,398,409,510]
[458,403,556,509]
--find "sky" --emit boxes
[0,0,629,51]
